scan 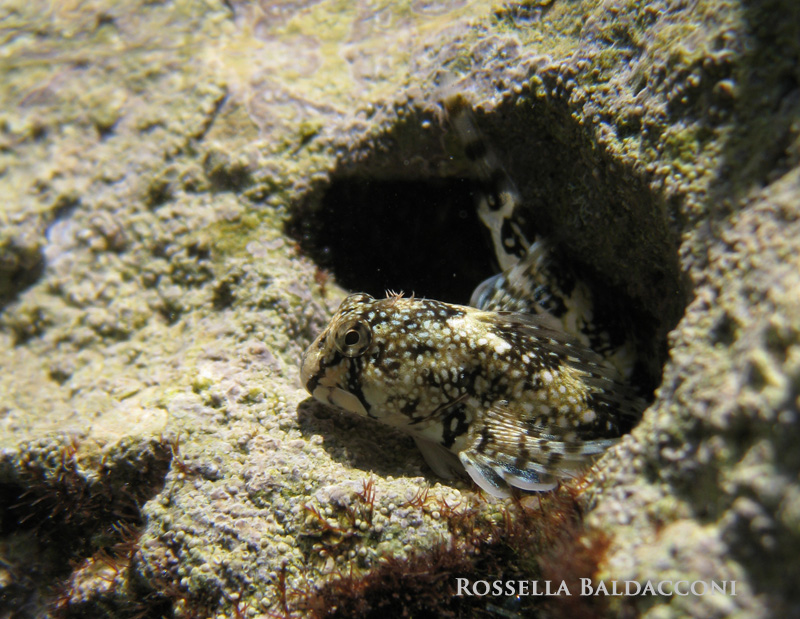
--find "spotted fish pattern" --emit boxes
[445,93,636,379]
[300,93,643,497]
[301,293,641,497]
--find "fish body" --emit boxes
[300,293,640,497]
[299,91,643,497]
[444,92,636,379]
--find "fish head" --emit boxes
[301,292,472,425]
[301,292,379,418]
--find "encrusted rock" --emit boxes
[1,0,798,617]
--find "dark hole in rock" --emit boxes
[0,256,44,311]
[290,94,689,396]
[292,177,496,305]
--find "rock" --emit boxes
[0,0,798,617]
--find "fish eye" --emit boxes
[334,320,372,357]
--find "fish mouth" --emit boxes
[299,346,318,394]
[300,344,368,417]
[308,383,369,417]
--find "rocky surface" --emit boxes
[0,0,798,617]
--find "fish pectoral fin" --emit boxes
[459,401,617,496]
[413,436,465,480]
[458,450,513,498]
[459,449,558,498]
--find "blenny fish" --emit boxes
[300,93,643,497]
